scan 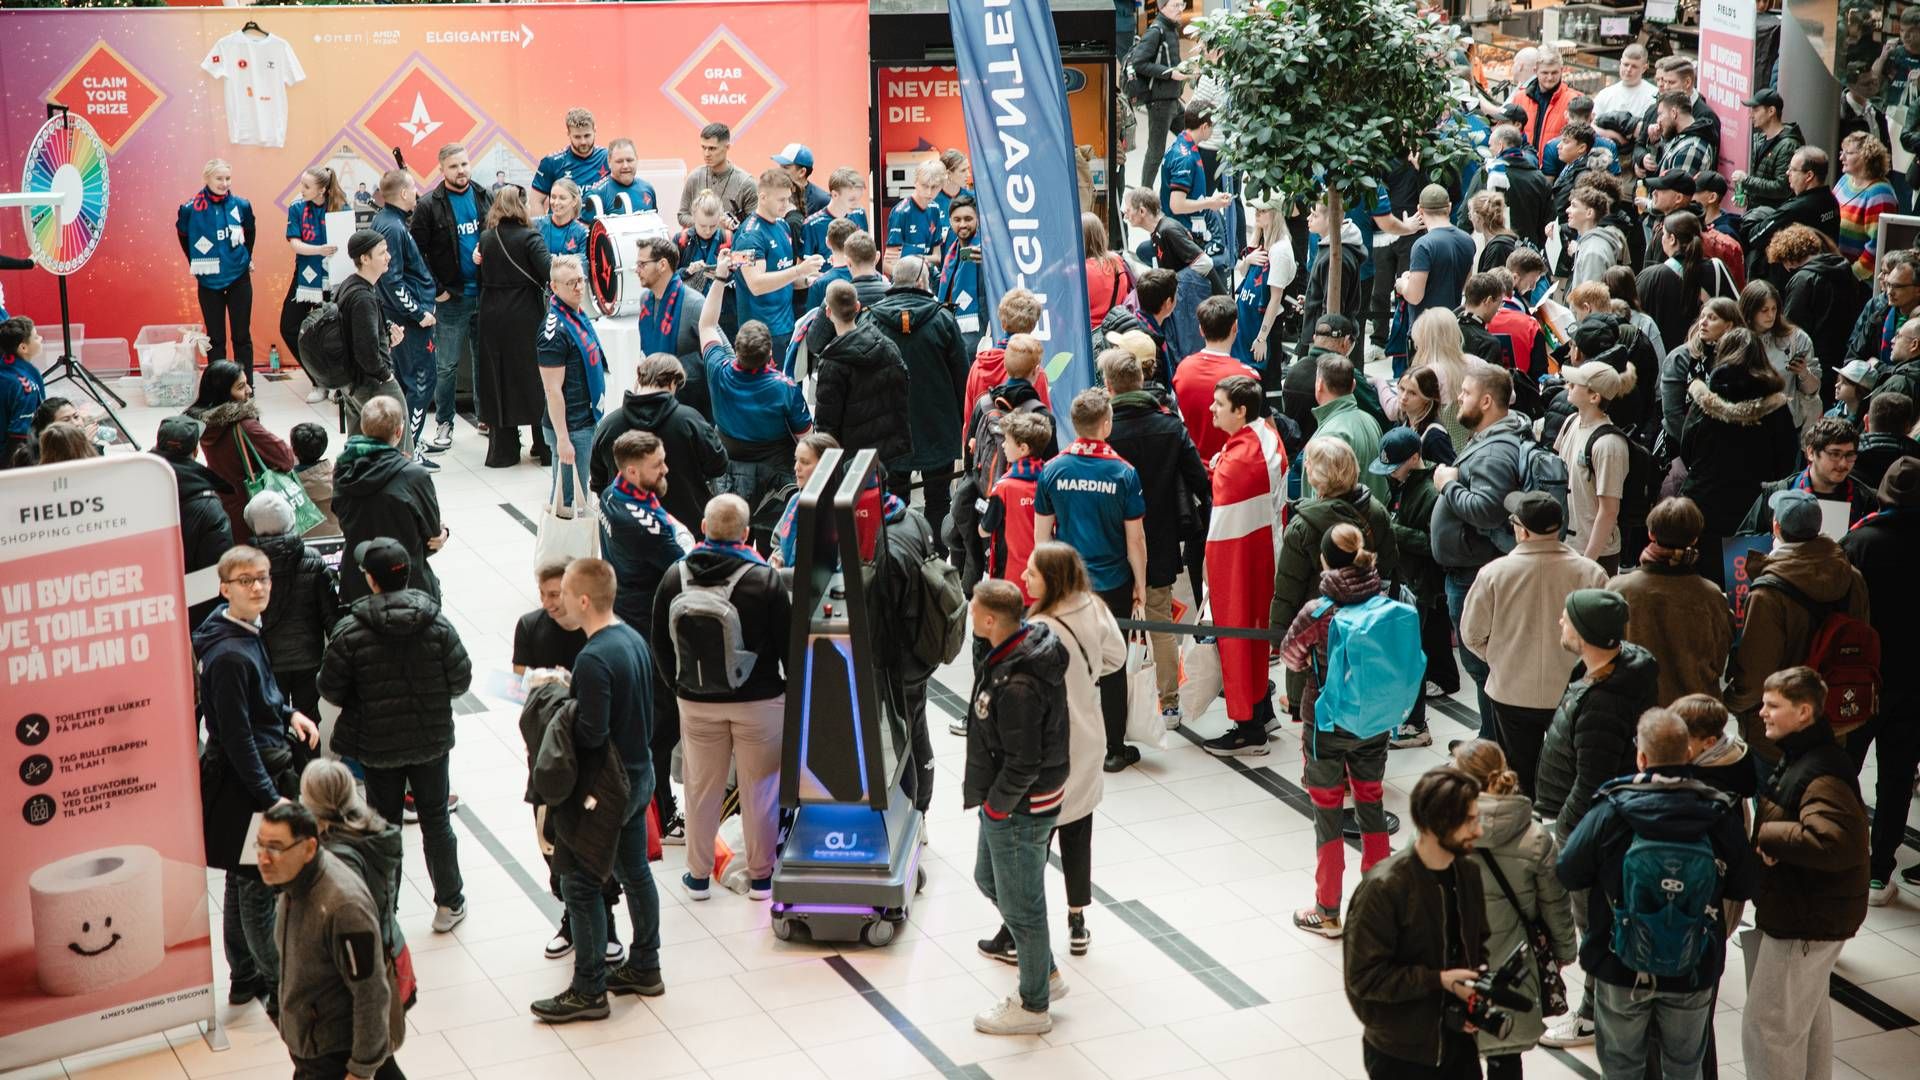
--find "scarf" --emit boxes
[1882,302,1904,362]
[1638,539,1699,568]
[1789,468,1857,510]
[548,295,607,415]
[291,200,329,302]
[612,476,674,533]
[1062,438,1125,461]
[1691,731,1748,769]
[692,537,767,565]
[184,187,243,279]
[637,278,689,356]
[1004,455,1046,484]
[985,623,1031,666]
[1851,506,1910,531]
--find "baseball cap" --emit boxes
[1743,87,1785,110]
[353,538,412,592]
[1104,329,1159,371]
[1418,183,1452,213]
[1645,169,1696,195]
[771,143,814,170]
[1370,426,1423,475]
[1571,312,1621,356]
[1768,489,1824,542]
[1314,313,1357,340]
[1504,490,1564,534]
[1693,171,1728,198]
[154,415,202,460]
[1836,359,1880,389]
[1562,358,1632,400]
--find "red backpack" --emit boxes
[1752,574,1882,738]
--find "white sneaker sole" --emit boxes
[432,908,467,933]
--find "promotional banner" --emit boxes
[1723,533,1773,635]
[0,454,211,1070]
[0,2,869,361]
[1698,0,1757,177]
[948,0,1094,420]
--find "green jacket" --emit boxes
[1305,394,1389,505]
[1388,467,1441,600]
[1271,489,1400,701]
[1744,121,1804,209]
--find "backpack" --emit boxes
[970,392,1050,490]
[1123,26,1169,105]
[1608,787,1728,978]
[296,303,358,389]
[1581,423,1660,531]
[891,512,968,667]
[1487,431,1571,552]
[1307,592,1423,739]
[324,842,416,1023]
[1750,574,1882,736]
[751,482,797,556]
[666,561,759,695]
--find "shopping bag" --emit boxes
[235,427,325,536]
[1177,628,1224,723]
[715,814,750,895]
[646,802,664,861]
[535,470,601,564]
[1124,631,1168,749]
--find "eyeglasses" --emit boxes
[257,840,305,857]
[1818,448,1860,462]
[1888,278,1919,291]
[222,573,271,589]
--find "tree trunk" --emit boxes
[1326,186,1343,325]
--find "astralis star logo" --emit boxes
[397,93,443,146]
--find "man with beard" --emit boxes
[410,143,491,453]
[530,108,610,216]
[628,237,712,419]
[936,196,984,354]
[582,139,659,225]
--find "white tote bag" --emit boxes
[534,472,601,565]
[1124,631,1169,750]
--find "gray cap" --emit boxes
[1768,489,1824,542]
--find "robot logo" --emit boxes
[823,832,859,851]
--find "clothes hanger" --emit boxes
[241,20,267,37]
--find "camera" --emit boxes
[1442,943,1535,1041]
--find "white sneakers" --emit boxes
[972,972,1069,1035]
[1539,1014,1595,1047]
[431,902,467,934]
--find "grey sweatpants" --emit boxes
[1741,931,1843,1080]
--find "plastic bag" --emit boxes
[715,815,749,895]
[1124,632,1168,750]
[1178,637,1224,723]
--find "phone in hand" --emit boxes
[727,249,758,268]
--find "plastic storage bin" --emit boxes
[134,324,206,408]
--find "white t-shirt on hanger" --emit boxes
[201,31,306,148]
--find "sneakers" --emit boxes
[1068,911,1090,956]
[1870,879,1894,906]
[748,877,773,901]
[1293,907,1342,939]
[1902,863,1920,887]
[1102,746,1141,772]
[432,902,467,933]
[977,925,1017,965]
[1388,722,1433,749]
[605,963,665,997]
[227,979,261,1006]
[605,940,626,965]
[973,994,1052,1035]
[1203,723,1271,758]
[402,792,460,824]
[412,450,441,472]
[1049,970,1070,1001]
[682,872,710,901]
[530,988,609,1023]
[427,421,454,453]
[304,387,327,404]
[659,813,686,846]
[949,716,969,737]
[1160,706,1184,730]
[1539,1015,1596,1048]
[545,915,574,959]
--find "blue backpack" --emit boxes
[1308,592,1423,739]
[1608,801,1726,978]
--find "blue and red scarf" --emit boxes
[291,200,328,302]
[693,537,767,565]
[549,295,607,412]
[637,278,689,356]
[1790,468,1859,514]
[612,476,672,530]
[1062,438,1125,461]
[1851,506,1909,531]
[1003,455,1046,485]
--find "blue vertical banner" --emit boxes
[948,0,1094,424]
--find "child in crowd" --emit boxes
[1827,360,1876,425]
[981,411,1053,609]
[290,421,340,538]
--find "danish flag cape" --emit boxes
[1205,422,1284,722]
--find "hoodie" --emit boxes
[1431,411,1533,570]
[1569,224,1626,289]
[1678,363,1798,536]
[1296,220,1366,358]
[318,589,472,768]
[588,390,728,534]
[813,318,914,466]
[194,605,294,809]
[332,437,443,604]
[868,285,970,470]
[1535,643,1663,842]
[962,622,1072,818]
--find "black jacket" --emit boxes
[1494,149,1553,247]
[1344,846,1490,1067]
[410,182,493,298]
[1534,643,1662,843]
[168,455,234,626]
[963,622,1071,818]
[589,391,728,536]
[1772,186,1842,245]
[1745,122,1805,210]
[521,682,631,882]
[1296,237,1366,359]
[333,443,443,604]
[1678,363,1798,537]
[650,547,791,702]
[1281,345,1335,443]
[1107,390,1211,587]
[1128,14,1186,104]
[1557,771,1757,992]
[1843,503,1920,699]
[868,285,969,471]
[1783,252,1867,377]
[815,318,914,466]
[254,531,339,674]
[194,606,299,871]
[876,502,943,683]
[319,589,472,768]
[1855,433,1920,493]
[334,274,393,385]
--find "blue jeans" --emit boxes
[364,754,465,909]
[393,321,436,455]
[722,457,795,514]
[1593,981,1713,1079]
[563,764,662,996]
[1166,268,1210,370]
[1444,566,1495,740]
[433,292,479,425]
[542,419,596,509]
[222,871,278,994]
[974,809,1055,1011]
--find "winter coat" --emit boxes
[1534,644,1662,843]
[1726,537,1871,756]
[1030,593,1126,824]
[1431,411,1532,570]
[334,275,394,387]
[273,850,394,1077]
[1107,390,1212,587]
[1744,122,1805,209]
[1843,504,1919,700]
[1295,223,1367,359]
[814,318,913,467]
[651,546,791,703]
[519,681,632,882]
[253,530,339,674]
[1657,339,1716,455]
[1557,772,1756,992]
[1752,722,1870,941]
[1870,356,1920,409]
[1388,467,1443,601]
[333,439,443,604]
[1607,555,1734,707]
[319,821,407,960]
[1271,487,1400,635]
[193,606,300,871]
[1854,432,1920,493]
[1344,846,1490,1067]
[1128,14,1187,104]
[1679,364,1798,537]
[1486,149,1554,247]
[1738,469,1879,536]
[1305,394,1388,504]
[475,221,550,430]
[411,182,494,298]
[318,590,473,768]
[867,285,969,471]
[1638,260,1736,363]
[589,391,728,536]
[169,456,234,626]
[1468,792,1578,1056]
[1783,252,1866,385]
[195,400,295,544]
[1463,539,1613,711]
[962,622,1072,818]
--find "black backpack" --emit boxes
[1582,422,1661,531]
[969,391,1052,491]
[886,511,968,668]
[297,303,358,389]
[1123,24,1171,105]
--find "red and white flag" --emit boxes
[1206,424,1282,722]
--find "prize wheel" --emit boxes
[21,114,110,276]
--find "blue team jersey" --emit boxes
[937,244,981,325]
[581,176,659,225]
[1158,132,1209,230]
[703,340,812,445]
[803,182,831,217]
[1,351,47,440]
[448,187,482,295]
[731,214,798,335]
[536,215,589,259]
[801,208,869,261]
[1233,256,1272,367]
[1033,443,1145,593]
[532,146,609,195]
[813,264,853,292]
[885,196,946,258]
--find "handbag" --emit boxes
[1123,629,1169,749]
[534,469,601,564]
[234,426,326,536]
[1479,849,1569,1017]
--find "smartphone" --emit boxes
[727,249,758,268]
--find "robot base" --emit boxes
[769,790,928,947]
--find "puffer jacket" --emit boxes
[333,437,442,604]
[1431,411,1531,570]
[813,318,913,467]
[253,531,339,674]
[1753,722,1870,941]
[1743,122,1805,209]
[1271,487,1400,637]
[1607,553,1734,707]
[1469,791,1577,1057]
[1030,593,1126,825]
[1345,845,1490,1067]
[168,455,234,627]
[1679,363,1798,537]
[318,589,473,768]
[1534,643,1661,842]
[962,621,1071,818]
[867,284,969,470]
[1727,537,1871,757]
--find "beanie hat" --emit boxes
[347,229,384,263]
[1564,589,1629,649]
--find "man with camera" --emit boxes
[1344,767,1495,1078]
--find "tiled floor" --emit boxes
[14,369,1920,1079]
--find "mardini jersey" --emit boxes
[532,146,610,195]
[1034,439,1144,593]
[201,32,305,148]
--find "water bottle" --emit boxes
[269,345,282,374]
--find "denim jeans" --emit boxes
[563,764,662,996]
[393,322,436,454]
[222,870,278,994]
[364,755,465,909]
[723,457,795,514]
[1166,268,1211,368]
[433,292,479,425]
[1594,981,1713,1080]
[975,808,1055,1011]
[542,419,596,510]
[1443,567,1495,740]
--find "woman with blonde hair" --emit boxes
[534,177,588,260]
[299,760,408,972]
[284,165,349,403]
[1469,190,1521,273]
[477,184,553,467]
[1835,132,1898,281]
[177,158,258,373]
[1451,738,1577,1076]
[1409,307,1473,447]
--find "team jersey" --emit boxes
[531,146,610,196]
[885,196,947,260]
[1158,132,1210,231]
[932,187,975,224]
[802,182,832,217]
[981,456,1044,605]
[286,200,330,302]
[448,187,482,296]
[536,214,589,259]
[1034,439,1145,593]
[1,351,47,442]
[581,175,659,224]
[702,339,812,447]
[731,214,799,336]
[937,243,982,333]
[1172,350,1257,462]
[1233,248,1282,366]
[201,32,305,148]
[801,207,869,261]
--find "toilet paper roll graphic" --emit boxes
[28,845,205,996]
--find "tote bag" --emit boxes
[534,469,601,564]
[1124,630,1169,749]
[235,426,326,536]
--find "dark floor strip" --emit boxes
[502,501,539,535]
[449,804,565,924]
[1830,972,1920,1030]
[1429,695,1483,732]
[825,956,992,1080]
[1167,724,1361,852]
[1544,1046,1603,1079]
[453,690,489,716]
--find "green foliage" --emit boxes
[1189,0,1475,209]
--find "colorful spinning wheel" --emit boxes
[20,114,110,276]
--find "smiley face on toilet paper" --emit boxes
[28,846,166,996]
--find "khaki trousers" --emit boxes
[1144,585,1178,709]
[679,695,785,881]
